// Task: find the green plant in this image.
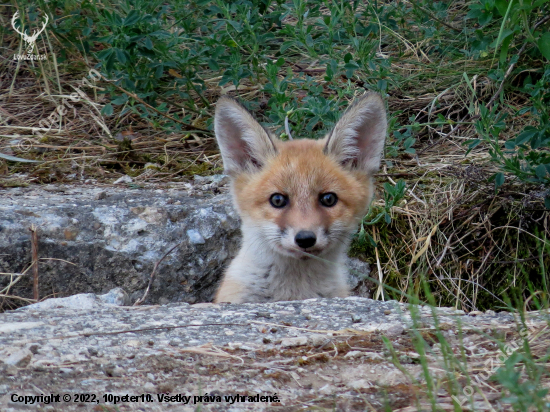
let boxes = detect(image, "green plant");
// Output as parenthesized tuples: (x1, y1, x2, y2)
(467, 0, 550, 60)
(380, 277, 550, 412)
(355, 179, 407, 250)
(471, 68, 550, 204)
(366, 179, 407, 225)
(494, 351, 550, 410)
(461, 0, 550, 204)
(387, 116, 420, 158)
(95, 0, 178, 100)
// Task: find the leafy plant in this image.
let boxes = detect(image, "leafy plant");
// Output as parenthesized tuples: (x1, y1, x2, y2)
(493, 350, 550, 410)
(387, 116, 420, 158)
(462, 0, 550, 204)
(355, 179, 407, 249)
(467, 0, 550, 61)
(472, 69, 550, 205)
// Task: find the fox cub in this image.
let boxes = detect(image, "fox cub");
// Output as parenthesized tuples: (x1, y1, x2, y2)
(213, 93, 387, 303)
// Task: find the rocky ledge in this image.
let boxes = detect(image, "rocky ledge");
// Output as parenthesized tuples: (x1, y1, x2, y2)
(0, 180, 371, 307)
(2, 294, 545, 411)
(0, 179, 239, 306)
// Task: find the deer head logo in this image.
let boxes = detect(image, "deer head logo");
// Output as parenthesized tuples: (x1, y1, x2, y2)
(11, 11, 49, 55)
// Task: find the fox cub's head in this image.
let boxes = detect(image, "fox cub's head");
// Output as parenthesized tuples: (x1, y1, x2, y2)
(215, 94, 386, 259)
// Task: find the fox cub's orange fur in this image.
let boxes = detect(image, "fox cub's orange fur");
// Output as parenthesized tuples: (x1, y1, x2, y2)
(213, 93, 387, 303)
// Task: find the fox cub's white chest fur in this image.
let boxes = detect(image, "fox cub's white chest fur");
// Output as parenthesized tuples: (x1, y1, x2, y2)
(213, 93, 387, 303)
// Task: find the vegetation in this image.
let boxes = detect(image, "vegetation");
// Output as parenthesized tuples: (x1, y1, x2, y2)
(1, 1, 550, 408)
(2, 0, 550, 308)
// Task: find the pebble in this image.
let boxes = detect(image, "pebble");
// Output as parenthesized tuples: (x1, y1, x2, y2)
(143, 382, 156, 392)
(319, 384, 334, 395)
(348, 379, 372, 389)
(113, 175, 133, 184)
(307, 334, 329, 347)
(344, 351, 364, 359)
(280, 337, 308, 348)
(4, 349, 33, 368)
(385, 324, 404, 337)
(351, 314, 363, 323)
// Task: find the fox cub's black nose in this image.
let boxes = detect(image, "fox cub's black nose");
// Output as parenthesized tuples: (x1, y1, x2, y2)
(295, 231, 316, 249)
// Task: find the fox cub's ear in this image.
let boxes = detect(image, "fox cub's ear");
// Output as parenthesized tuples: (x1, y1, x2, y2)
(214, 97, 277, 175)
(324, 93, 387, 173)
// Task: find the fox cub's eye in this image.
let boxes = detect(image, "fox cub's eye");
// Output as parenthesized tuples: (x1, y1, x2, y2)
(319, 192, 338, 207)
(270, 193, 288, 208)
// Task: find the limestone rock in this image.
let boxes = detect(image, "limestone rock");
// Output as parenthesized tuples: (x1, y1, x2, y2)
(4, 349, 32, 368)
(0, 184, 240, 305)
(0, 295, 532, 412)
(18, 287, 129, 311)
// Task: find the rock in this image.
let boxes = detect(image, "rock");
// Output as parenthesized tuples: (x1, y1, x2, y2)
(307, 334, 329, 347)
(18, 288, 128, 311)
(351, 314, 363, 323)
(0, 184, 241, 305)
(280, 337, 308, 348)
(98, 287, 130, 306)
(399, 354, 414, 364)
(344, 350, 364, 359)
(0, 184, 376, 307)
(347, 257, 373, 297)
(113, 175, 133, 184)
(4, 348, 32, 367)
(0, 295, 530, 412)
(385, 324, 405, 337)
(104, 365, 124, 377)
(19, 293, 102, 310)
(347, 379, 372, 390)
(143, 382, 156, 392)
(193, 174, 230, 186)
